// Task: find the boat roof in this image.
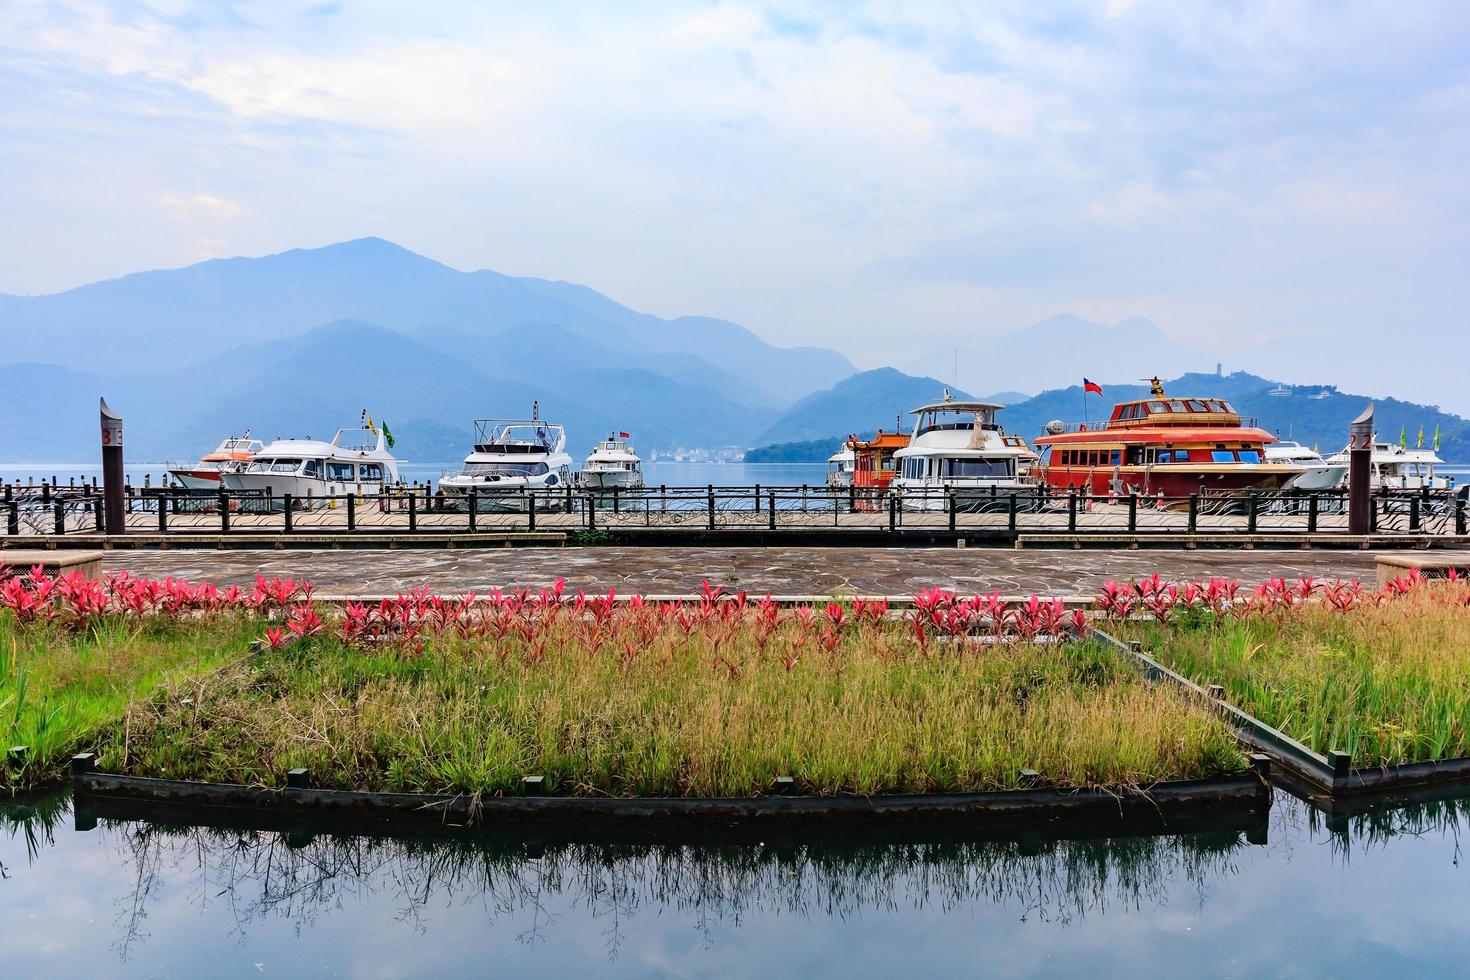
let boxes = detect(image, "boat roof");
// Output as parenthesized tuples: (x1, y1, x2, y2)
(1037, 427, 1277, 446)
(909, 399, 1005, 414)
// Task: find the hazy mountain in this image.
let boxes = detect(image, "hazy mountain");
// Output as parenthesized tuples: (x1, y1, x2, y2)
(755, 368, 970, 445)
(0, 320, 770, 462)
(906, 314, 1210, 398)
(0, 237, 854, 406)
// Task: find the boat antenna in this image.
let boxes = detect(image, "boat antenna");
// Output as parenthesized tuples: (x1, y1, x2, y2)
(532, 400, 539, 421)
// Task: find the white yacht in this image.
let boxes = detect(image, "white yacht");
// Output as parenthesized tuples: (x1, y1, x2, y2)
(580, 433, 644, 490)
(441, 407, 573, 508)
(890, 392, 1034, 511)
(167, 434, 264, 490)
(1265, 440, 1325, 468)
(1289, 440, 1453, 492)
(826, 444, 856, 488)
(221, 426, 401, 501)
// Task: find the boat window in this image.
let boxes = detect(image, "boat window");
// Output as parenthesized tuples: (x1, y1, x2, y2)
(1167, 399, 1188, 413)
(1237, 450, 1261, 463)
(303, 459, 320, 478)
(1146, 401, 1165, 413)
(1186, 399, 1210, 412)
(1211, 450, 1236, 463)
(361, 463, 384, 482)
(464, 462, 550, 477)
(1110, 450, 1121, 465)
(945, 458, 1012, 478)
(327, 462, 355, 481)
(250, 458, 303, 474)
(1215, 400, 1234, 413)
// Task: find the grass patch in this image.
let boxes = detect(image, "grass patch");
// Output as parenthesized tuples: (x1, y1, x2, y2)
(101, 625, 1241, 796)
(2, 613, 256, 791)
(1115, 583, 1470, 766)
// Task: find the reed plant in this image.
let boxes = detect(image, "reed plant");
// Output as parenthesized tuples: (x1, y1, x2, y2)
(1113, 577, 1470, 766)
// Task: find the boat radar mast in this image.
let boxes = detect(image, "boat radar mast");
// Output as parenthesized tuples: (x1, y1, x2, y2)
(1142, 377, 1166, 398)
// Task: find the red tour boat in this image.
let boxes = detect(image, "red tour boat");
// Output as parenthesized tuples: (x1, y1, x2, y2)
(1033, 378, 1306, 497)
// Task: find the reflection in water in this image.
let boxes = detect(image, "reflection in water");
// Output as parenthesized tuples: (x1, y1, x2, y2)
(3, 790, 1470, 971)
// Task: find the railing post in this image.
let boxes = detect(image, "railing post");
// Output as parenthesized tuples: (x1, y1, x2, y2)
(527, 491, 536, 532)
(565, 483, 573, 513)
(1127, 493, 1137, 533)
(407, 491, 416, 532)
(707, 486, 715, 530)
(53, 501, 65, 535)
(466, 492, 476, 533)
(888, 493, 897, 532)
(948, 489, 956, 532)
(1246, 492, 1257, 534)
(586, 493, 596, 531)
(754, 483, 761, 514)
(219, 490, 230, 533)
(1187, 494, 1198, 534)
(41, 480, 50, 505)
(345, 493, 355, 532)
(612, 485, 620, 515)
(1008, 492, 1018, 532)
(1410, 495, 1421, 532)
(6, 502, 17, 537)
(1370, 491, 1379, 534)
(158, 494, 167, 533)
(767, 489, 776, 530)
(1067, 492, 1078, 532)
(93, 498, 102, 531)
(1307, 492, 1318, 533)
(1457, 496, 1467, 536)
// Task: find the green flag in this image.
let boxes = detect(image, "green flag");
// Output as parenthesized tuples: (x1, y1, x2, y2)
(1400, 424, 1407, 449)
(382, 421, 395, 449)
(1417, 425, 1425, 449)
(1434, 424, 1441, 451)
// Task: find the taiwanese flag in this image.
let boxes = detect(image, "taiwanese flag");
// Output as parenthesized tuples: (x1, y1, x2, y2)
(1083, 378, 1103, 396)
(619, 431, 630, 439)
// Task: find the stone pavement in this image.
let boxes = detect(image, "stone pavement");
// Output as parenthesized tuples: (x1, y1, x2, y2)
(95, 547, 1402, 597)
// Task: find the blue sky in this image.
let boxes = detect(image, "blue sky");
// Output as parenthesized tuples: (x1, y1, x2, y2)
(3, 1, 1468, 407)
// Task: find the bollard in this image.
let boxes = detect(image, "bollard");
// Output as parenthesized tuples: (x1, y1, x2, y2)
(347, 493, 356, 532)
(283, 493, 294, 533)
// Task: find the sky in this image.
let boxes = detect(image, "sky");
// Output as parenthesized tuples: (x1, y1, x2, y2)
(3, 1, 1469, 408)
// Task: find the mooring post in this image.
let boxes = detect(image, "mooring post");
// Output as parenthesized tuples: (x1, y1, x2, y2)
(1347, 403, 1374, 534)
(98, 399, 126, 535)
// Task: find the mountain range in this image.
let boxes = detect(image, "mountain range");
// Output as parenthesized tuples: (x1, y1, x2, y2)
(0, 238, 854, 461)
(2, 238, 1464, 466)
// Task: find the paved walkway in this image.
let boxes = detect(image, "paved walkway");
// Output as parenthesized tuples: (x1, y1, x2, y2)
(95, 547, 1404, 597)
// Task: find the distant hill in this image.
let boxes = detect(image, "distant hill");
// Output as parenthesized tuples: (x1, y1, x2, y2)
(0, 237, 854, 408)
(746, 434, 877, 464)
(755, 368, 968, 445)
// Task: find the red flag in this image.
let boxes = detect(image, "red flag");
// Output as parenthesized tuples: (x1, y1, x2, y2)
(619, 431, 630, 439)
(1083, 378, 1103, 396)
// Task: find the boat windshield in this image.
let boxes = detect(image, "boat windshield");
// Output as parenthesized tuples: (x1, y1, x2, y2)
(462, 462, 550, 477)
(246, 458, 305, 474)
(944, 458, 1013, 478)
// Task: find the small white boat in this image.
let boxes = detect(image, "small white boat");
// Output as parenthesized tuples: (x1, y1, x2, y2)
(221, 426, 401, 501)
(891, 391, 1034, 511)
(580, 433, 644, 490)
(441, 407, 573, 508)
(167, 434, 263, 490)
(1289, 441, 1453, 492)
(1265, 440, 1325, 468)
(826, 445, 856, 488)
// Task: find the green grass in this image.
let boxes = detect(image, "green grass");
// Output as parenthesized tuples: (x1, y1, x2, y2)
(1115, 585, 1470, 766)
(102, 626, 1241, 796)
(1, 613, 256, 791)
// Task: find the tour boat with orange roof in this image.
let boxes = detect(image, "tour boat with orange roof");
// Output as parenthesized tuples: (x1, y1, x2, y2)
(167, 433, 264, 490)
(1033, 378, 1306, 497)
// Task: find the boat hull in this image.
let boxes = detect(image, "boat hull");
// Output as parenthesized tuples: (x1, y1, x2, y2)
(168, 469, 226, 491)
(579, 470, 645, 490)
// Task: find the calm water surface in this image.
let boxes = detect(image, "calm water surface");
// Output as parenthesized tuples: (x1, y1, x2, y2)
(3, 792, 1468, 977)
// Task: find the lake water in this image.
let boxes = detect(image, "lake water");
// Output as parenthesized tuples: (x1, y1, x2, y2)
(3, 791, 1468, 977)
(0, 462, 829, 489)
